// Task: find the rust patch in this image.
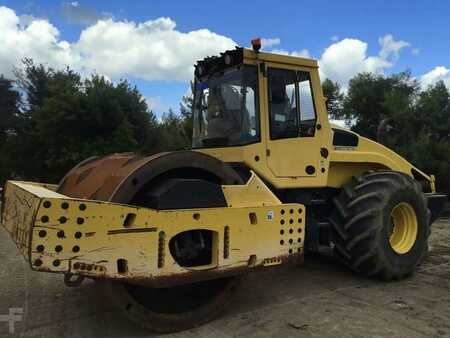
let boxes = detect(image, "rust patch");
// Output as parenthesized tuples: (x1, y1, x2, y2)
(57, 151, 243, 205)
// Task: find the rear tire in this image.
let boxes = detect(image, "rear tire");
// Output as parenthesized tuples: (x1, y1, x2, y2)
(330, 171, 430, 280)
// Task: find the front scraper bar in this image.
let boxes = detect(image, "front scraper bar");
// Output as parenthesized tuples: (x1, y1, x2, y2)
(1, 180, 305, 287)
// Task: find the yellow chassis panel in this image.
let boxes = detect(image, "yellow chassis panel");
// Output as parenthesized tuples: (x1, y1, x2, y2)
(2, 180, 305, 287)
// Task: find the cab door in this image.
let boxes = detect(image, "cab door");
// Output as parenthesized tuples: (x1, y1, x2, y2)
(265, 66, 322, 178)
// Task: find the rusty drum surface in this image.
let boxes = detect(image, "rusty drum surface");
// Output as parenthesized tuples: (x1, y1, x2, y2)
(57, 151, 242, 203)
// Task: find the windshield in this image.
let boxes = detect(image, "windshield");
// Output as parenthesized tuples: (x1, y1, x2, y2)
(192, 65, 259, 148)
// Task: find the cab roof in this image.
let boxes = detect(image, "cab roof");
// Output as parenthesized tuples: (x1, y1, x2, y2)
(194, 47, 318, 79)
(242, 48, 318, 68)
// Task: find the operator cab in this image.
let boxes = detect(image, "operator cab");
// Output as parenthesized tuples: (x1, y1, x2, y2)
(193, 45, 326, 182)
(192, 47, 320, 150)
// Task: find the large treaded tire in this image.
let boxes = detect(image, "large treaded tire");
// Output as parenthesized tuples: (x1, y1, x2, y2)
(330, 171, 430, 280)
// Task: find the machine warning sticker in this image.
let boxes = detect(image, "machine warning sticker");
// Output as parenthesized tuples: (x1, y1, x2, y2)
(267, 210, 274, 221)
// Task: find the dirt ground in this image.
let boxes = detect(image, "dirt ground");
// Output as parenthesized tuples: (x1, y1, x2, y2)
(0, 217, 449, 338)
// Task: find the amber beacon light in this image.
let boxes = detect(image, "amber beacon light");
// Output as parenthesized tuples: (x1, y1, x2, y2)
(251, 37, 261, 52)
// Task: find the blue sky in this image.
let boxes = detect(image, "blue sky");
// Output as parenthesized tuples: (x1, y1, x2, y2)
(1, 0, 449, 116)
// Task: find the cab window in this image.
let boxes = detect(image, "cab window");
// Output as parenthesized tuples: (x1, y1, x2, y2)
(192, 65, 260, 148)
(268, 68, 316, 139)
(298, 72, 316, 136)
(268, 68, 297, 139)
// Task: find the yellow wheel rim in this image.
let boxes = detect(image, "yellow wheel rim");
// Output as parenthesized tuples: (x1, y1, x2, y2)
(389, 202, 418, 254)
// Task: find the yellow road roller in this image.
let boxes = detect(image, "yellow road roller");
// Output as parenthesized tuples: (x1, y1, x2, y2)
(1, 39, 447, 332)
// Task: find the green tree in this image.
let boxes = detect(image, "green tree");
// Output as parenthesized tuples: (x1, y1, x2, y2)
(9, 60, 160, 183)
(408, 81, 450, 195)
(159, 109, 191, 151)
(0, 75, 21, 185)
(322, 78, 344, 120)
(0, 76, 20, 143)
(179, 82, 194, 145)
(343, 71, 418, 140)
(14, 58, 51, 113)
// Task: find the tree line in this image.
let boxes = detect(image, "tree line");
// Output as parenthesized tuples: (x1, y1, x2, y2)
(0, 59, 192, 185)
(0, 60, 449, 196)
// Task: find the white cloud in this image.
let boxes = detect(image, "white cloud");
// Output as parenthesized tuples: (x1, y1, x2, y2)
(0, 6, 78, 78)
(146, 96, 170, 113)
(61, 2, 113, 26)
(318, 35, 410, 88)
(270, 48, 311, 58)
(2, 5, 448, 96)
(378, 34, 410, 61)
(0, 6, 236, 82)
(19, 14, 38, 27)
(267, 35, 409, 87)
(420, 66, 450, 89)
(75, 17, 235, 81)
(261, 37, 281, 49)
(318, 38, 389, 86)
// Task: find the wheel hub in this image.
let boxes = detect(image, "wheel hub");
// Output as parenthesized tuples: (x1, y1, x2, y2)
(389, 202, 418, 254)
